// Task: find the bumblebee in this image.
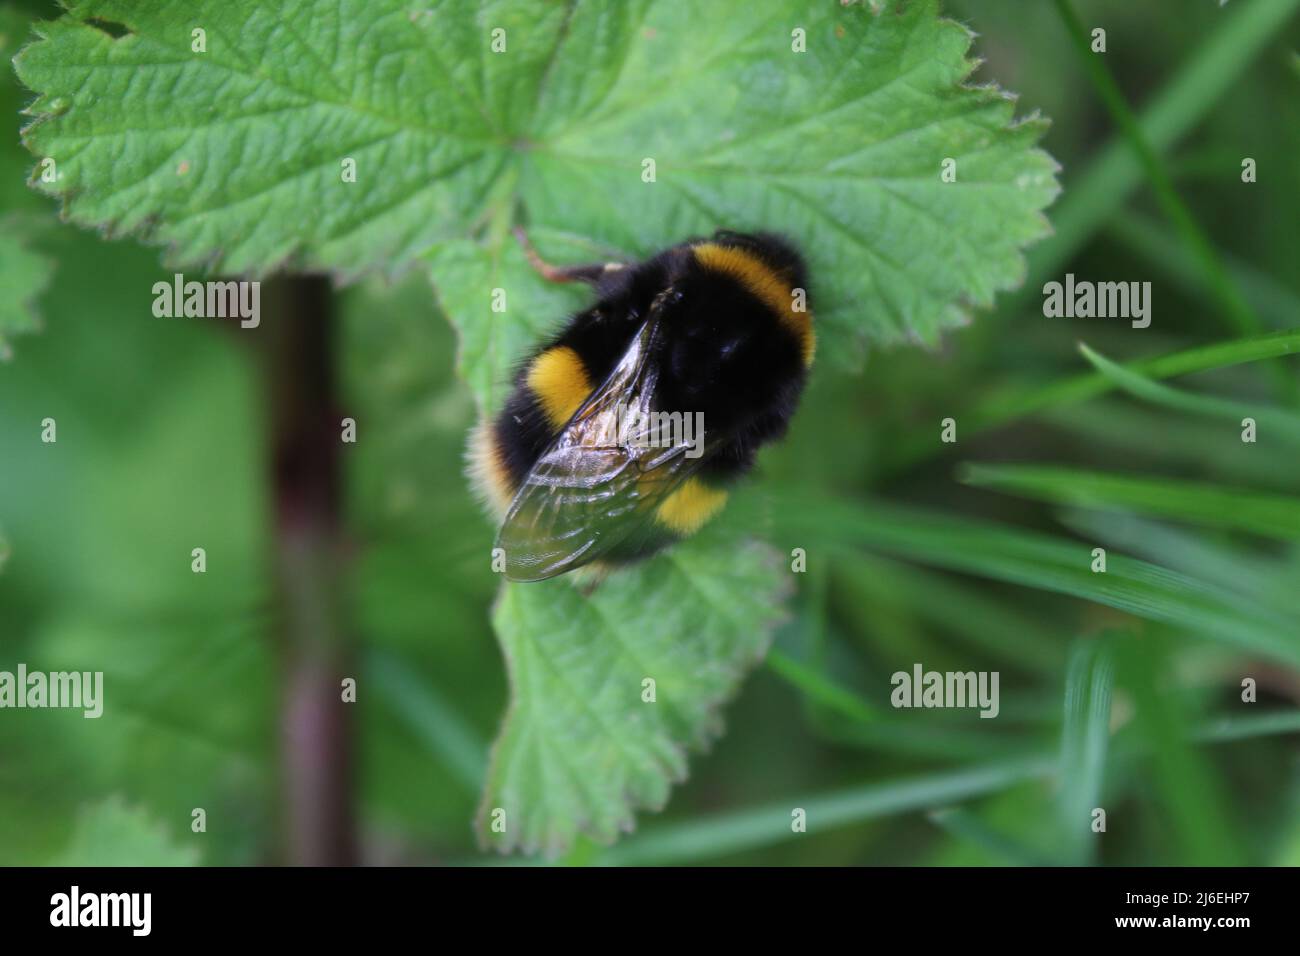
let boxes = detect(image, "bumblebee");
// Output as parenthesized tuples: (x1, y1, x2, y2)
(470, 229, 814, 582)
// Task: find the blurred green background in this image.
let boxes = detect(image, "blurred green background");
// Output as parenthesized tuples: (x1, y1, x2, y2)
(2, 0, 1298, 866)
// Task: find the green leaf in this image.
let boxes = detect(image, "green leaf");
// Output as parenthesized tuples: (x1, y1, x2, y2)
(0, 228, 55, 360)
(961, 463, 1300, 540)
(0, 6, 55, 358)
(49, 796, 200, 866)
(15, 0, 517, 280)
(478, 535, 787, 856)
(17, 0, 1057, 379)
(426, 231, 589, 414)
(1, 5, 49, 213)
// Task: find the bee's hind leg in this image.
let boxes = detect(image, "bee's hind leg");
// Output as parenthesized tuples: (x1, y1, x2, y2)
(571, 562, 612, 598)
(513, 226, 625, 285)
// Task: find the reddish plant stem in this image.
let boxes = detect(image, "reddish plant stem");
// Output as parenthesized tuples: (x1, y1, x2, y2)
(263, 276, 356, 866)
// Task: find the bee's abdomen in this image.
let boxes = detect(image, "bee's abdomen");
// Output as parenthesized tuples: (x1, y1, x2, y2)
(469, 344, 597, 519)
(653, 478, 729, 536)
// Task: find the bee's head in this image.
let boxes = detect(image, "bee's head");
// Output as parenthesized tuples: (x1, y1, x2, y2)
(649, 231, 810, 431)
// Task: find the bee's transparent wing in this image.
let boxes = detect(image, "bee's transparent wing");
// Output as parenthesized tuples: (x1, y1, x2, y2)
(496, 319, 717, 582)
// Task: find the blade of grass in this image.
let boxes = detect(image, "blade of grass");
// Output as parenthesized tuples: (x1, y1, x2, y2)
(1108, 211, 1300, 330)
(830, 553, 961, 677)
(1058, 509, 1287, 607)
(1078, 342, 1300, 444)
(816, 719, 1045, 762)
(1018, 0, 1300, 299)
(596, 753, 1055, 866)
(592, 709, 1296, 866)
(1118, 638, 1243, 864)
(753, 491, 1300, 667)
(804, 558, 830, 672)
(766, 648, 879, 724)
(366, 648, 486, 794)
(777, 557, 841, 729)
(961, 463, 1300, 540)
(835, 554, 1067, 676)
(889, 330, 1300, 472)
(981, 332, 1300, 425)
(1195, 711, 1300, 742)
(1052, 0, 1268, 352)
(1042, 399, 1295, 492)
(928, 808, 1055, 867)
(1059, 637, 1115, 865)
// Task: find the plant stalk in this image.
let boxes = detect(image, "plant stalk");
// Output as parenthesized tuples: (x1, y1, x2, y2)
(263, 275, 357, 866)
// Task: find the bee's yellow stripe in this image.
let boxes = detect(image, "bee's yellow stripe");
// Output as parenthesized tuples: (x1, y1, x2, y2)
(692, 243, 815, 367)
(655, 478, 729, 535)
(527, 346, 592, 428)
